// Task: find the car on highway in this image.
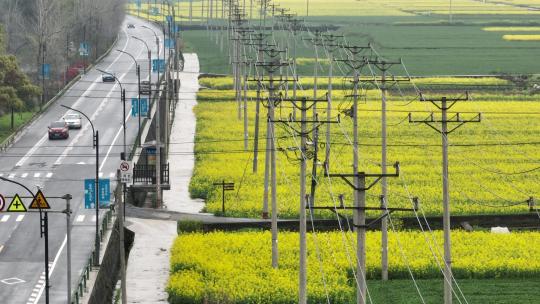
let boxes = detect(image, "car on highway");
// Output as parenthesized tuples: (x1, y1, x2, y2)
(48, 121, 69, 139)
(140, 80, 151, 95)
(102, 72, 116, 82)
(127, 24, 135, 29)
(63, 113, 82, 129)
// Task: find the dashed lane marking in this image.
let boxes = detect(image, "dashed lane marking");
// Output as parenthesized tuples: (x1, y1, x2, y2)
(76, 215, 85, 222)
(33, 173, 40, 178)
(15, 215, 24, 222)
(1, 215, 9, 222)
(8, 173, 15, 178)
(45, 172, 53, 178)
(21, 173, 28, 178)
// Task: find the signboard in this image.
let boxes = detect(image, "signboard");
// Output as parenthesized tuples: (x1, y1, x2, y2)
(140, 98, 148, 117)
(41, 64, 50, 80)
(29, 190, 50, 209)
(152, 59, 165, 73)
(7, 194, 26, 212)
(131, 98, 149, 117)
(146, 147, 156, 165)
(79, 42, 89, 57)
(166, 15, 173, 23)
(0, 194, 5, 211)
(119, 161, 133, 184)
(131, 98, 139, 117)
(165, 38, 175, 49)
(84, 179, 111, 209)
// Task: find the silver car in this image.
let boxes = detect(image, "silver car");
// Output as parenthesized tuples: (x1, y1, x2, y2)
(63, 113, 82, 129)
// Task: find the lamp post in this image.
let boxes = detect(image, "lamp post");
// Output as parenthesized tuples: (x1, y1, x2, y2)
(141, 25, 163, 208)
(132, 36, 152, 99)
(96, 68, 127, 158)
(116, 49, 142, 147)
(60, 105, 101, 266)
(142, 25, 160, 87)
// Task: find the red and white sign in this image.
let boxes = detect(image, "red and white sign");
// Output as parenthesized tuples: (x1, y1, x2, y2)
(119, 161, 133, 184)
(0, 194, 5, 211)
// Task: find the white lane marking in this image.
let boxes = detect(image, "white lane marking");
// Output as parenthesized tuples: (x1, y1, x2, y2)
(15, 136, 48, 167)
(21, 173, 28, 178)
(15, 215, 24, 222)
(30, 293, 37, 297)
(91, 215, 96, 222)
(31, 236, 67, 304)
(54, 28, 138, 167)
(76, 215, 85, 222)
(34, 173, 41, 178)
(109, 172, 115, 178)
(1, 215, 10, 222)
(0, 245, 3, 253)
(0, 173, 3, 177)
(19, 29, 132, 169)
(8, 173, 15, 178)
(45, 172, 53, 178)
(99, 172, 103, 178)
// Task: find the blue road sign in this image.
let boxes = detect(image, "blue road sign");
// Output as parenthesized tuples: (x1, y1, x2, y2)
(99, 179, 111, 204)
(166, 15, 173, 23)
(152, 59, 165, 73)
(84, 178, 111, 209)
(131, 98, 139, 117)
(41, 64, 50, 80)
(165, 38, 175, 49)
(79, 42, 89, 56)
(140, 98, 148, 117)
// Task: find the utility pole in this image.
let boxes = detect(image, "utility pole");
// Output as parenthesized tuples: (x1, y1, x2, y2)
(408, 93, 481, 304)
(256, 46, 288, 267)
(272, 95, 338, 303)
(117, 170, 127, 304)
(364, 57, 408, 281)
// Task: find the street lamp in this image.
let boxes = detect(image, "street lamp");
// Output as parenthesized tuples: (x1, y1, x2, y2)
(116, 49, 142, 147)
(96, 68, 127, 159)
(60, 104, 101, 267)
(132, 36, 152, 96)
(141, 25, 161, 85)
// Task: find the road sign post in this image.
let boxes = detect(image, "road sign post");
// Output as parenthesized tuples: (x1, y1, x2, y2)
(213, 181, 235, 214)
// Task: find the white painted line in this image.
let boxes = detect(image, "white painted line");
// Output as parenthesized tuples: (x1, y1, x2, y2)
(99, 172, 103, 178)
(21, 173, 28, 178)
(15, 215, 24, 222)
(1, 215, 10, 222)
(76, 215, 85, 222)
(8, 173, 15, 178)
(0, 245, 3, 253)
(0, 173, 3, 177)
(38, 280, 44, 284)
(109, 172, 115, 178)
(91, 215, 96, 222)
(31, 235, 67, 304)
(30, 293, 37, 297)
(34, 173, 41, 178)
(15, 135, 48, 167)
(46, 172, 53, 178)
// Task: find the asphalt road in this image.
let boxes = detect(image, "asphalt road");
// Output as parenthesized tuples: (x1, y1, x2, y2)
(0, 15, 165, 304)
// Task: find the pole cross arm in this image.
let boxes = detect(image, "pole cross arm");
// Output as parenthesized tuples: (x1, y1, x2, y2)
(408, 112, 482, 134)
(327, 162, 400, 191)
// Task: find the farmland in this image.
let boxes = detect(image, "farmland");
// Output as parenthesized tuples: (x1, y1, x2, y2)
(123, 0, 540, 303)
(167, 230, 540, 303)
(190, 86, 540, 218)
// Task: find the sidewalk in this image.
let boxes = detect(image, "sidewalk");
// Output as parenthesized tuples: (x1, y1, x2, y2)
(125, 53, 202, 303)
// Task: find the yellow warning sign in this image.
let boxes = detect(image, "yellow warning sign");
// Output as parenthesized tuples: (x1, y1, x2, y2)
(7, 194, 27, 212)
(29, 190, 50, 209)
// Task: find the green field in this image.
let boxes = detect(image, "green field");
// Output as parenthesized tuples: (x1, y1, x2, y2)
(167, 230, 540, 303)
(0, 112, 34, 143)
(190, 87, 540, 218)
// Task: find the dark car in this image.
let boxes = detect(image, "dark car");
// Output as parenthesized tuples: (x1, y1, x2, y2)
(127, 24, 135, 29)
(140, 80, 151, 95)
(102, 73, 115, 82)
(48, 121, 69, 139)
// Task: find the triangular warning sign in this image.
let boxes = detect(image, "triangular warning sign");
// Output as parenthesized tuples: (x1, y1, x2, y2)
(7, 194, 27, 212)
(29, 190, 50, 209)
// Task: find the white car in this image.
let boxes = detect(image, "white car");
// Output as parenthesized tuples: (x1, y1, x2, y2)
(63, 113, 82, 129)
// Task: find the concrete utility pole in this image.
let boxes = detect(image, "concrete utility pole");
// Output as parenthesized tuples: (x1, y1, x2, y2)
(408, 93, 480, 304)
(364, 57, 407, 281)
(272, 94, 336, 304)
(257, 46, 288, 267)
(62, 194, 72, 304)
